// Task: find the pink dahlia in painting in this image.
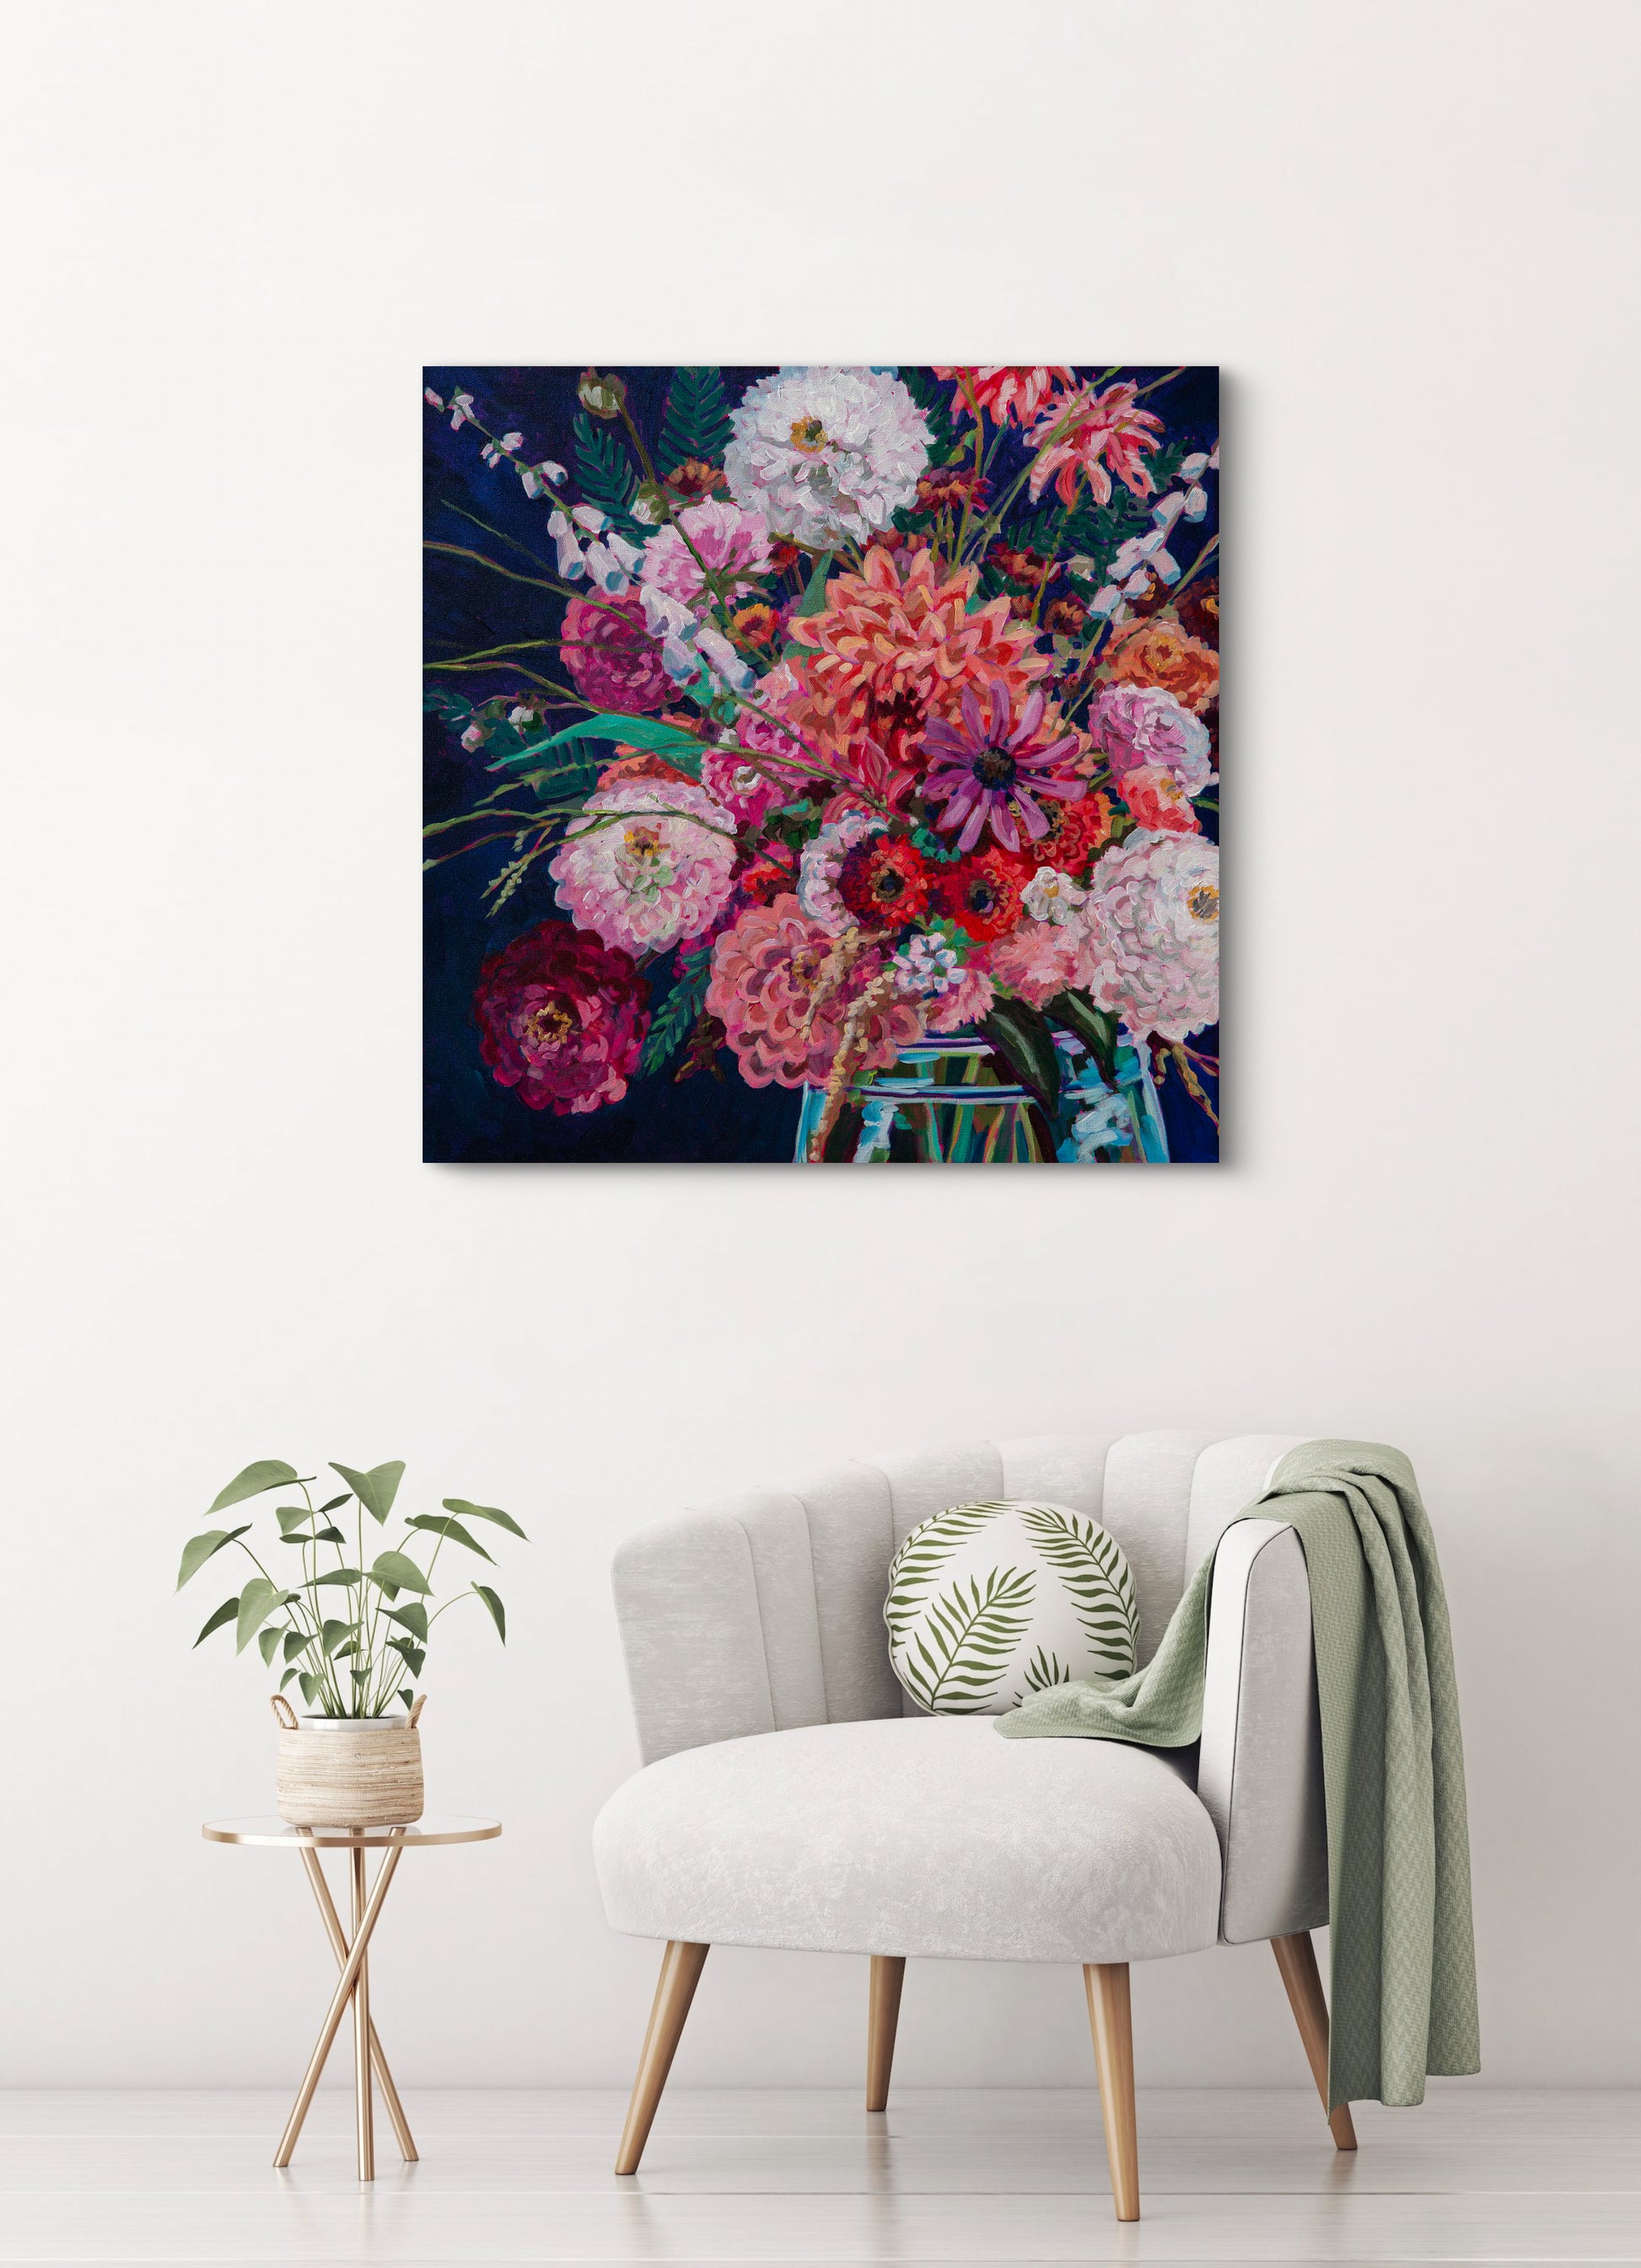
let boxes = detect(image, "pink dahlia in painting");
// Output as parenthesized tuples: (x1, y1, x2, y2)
(550, 779, 736, 956)
(473, 922, 648, 1115)
(1027, 380, 1163, 508)
(925, 959, 996, 1033)
(922, 682, 1086, 854)
(1118, 762, 1202, 834)
(986, 914, 1098, 1010)
(1088, 683, 1213, 797)
(935, 366, 1075, 426)
(560, 593, 670, 714)
(638, 498, 773, 606)
(699, 737, 789, 827)
(1084, 830, 1219, 1041)
(706, 895, 923, 1090)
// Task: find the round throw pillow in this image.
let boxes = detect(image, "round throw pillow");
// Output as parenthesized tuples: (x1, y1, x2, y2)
(884, 1499, 1140, 1716)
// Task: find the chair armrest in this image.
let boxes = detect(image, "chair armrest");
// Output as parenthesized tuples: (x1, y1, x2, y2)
(1197, 1518, 1329, 1944)
(611, 1511, 780, 1764)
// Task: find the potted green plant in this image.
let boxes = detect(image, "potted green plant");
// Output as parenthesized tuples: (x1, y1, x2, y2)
(177, 1457, 525, 1827)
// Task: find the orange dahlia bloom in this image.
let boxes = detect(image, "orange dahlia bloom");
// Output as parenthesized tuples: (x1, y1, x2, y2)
(786, 546, 1050, 772)
(1105, 618, 1220, 714)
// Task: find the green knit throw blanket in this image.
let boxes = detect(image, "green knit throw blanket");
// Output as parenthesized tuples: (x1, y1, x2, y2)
(995, 1439, 1479, 2108)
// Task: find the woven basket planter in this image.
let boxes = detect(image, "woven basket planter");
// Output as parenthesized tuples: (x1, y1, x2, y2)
(270, 1694, 426, 1828)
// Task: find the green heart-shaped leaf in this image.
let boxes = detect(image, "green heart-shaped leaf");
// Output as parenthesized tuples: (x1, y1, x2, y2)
(207, 1462, 308, 1515)
(406, 1513, 493, 1561)
(331, 1461, 406, 1522)
(370, 1549, 431, 1596)
(175, 1526, 250, 1590)
(442, 1499, 528, 1541)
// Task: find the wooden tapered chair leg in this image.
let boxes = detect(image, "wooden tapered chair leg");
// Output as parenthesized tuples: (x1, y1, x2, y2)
(1083, 1962, 1140, 2222)
(866, 1955, 905, 2112)
(615, 1941, 709, 2175)
(1272, 1930, 1358, 2151)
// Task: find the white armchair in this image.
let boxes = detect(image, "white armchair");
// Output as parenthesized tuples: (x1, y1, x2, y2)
(593, 1430, 1355, 2223)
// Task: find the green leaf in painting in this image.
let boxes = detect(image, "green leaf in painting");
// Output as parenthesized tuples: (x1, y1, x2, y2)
(384, 1602, 428, 1640)
(193, 1595, 240, 1647)
(442, 1499, 528, 1540)
(793, 552, 835, 617)
(472, 1584, 507, 1643)
(1046, 989, 1119, 1088)
(658, 367, 732, 472)
(207, 1461, 305, 1515)
(175, 1525, 250, 1590)
(502, 713, 706, 767)
(405, 1513, 493, 1561)
(573, 409, 638, 526)
(330, 1461, 406, 1523)
(370, 1549, 432, 1597)
(980, 997, 1062, 1115)
(639, 952, 713, 1080)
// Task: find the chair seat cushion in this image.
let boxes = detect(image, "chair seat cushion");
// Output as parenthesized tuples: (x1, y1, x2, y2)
(594, 1716, 1223, 1964)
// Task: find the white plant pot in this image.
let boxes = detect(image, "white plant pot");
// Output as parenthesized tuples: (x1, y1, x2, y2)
(270, 1695, 426, 1827)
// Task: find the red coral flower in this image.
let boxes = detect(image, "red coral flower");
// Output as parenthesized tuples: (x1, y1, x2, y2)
(836, 834, 933, 930)
(933, 846, 1030, 944)
(473, 922, 648, 1115)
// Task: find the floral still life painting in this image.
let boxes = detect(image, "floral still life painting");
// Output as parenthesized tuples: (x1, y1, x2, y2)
(423, 366, 1219, 1163)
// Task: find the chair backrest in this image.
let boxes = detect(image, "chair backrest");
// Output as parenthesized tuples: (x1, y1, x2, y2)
(611, 1430, 1311, 1764)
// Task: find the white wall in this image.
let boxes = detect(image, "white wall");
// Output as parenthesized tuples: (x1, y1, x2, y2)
(3, 0, 1638, 2093)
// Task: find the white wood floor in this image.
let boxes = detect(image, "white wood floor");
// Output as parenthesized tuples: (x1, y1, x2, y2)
(0, 2087, 1634, 2264)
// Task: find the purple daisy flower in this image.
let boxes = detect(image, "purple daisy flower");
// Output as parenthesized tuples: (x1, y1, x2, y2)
(920, 682, 1084, 854)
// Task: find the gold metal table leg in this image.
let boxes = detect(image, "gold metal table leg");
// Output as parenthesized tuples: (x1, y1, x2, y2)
(350, 1847, 375, 2182)
(296, 1844, 417, 2162)
(273, 1836, 403, 2171)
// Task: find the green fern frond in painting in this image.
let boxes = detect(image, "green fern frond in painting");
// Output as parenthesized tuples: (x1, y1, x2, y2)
(900, 1566, 1036, 1716)
(659, 368, 733, 472)
(883, 1502, 1008, 1644)
(1016, 1504, 1140, 1673)
(572, 411, 639, 529)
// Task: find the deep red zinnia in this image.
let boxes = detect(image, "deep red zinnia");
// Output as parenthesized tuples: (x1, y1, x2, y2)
(473, 921, 649, 1115)
(933, 846, 1029, 944)
(835, 834, 933, 930)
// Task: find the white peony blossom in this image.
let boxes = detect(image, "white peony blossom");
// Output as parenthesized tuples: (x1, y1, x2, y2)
(1085, 830, 1219, 1042)
(724, 367, 931, 548)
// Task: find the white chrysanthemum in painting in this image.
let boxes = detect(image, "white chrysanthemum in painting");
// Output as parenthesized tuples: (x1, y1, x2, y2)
(724, 367, 932, 547)
(1088, 830, 1220, 1042)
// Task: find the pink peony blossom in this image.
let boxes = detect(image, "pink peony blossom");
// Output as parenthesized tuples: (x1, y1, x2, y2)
(473, 922, 648, 1115)
(985, 916, 1098, 1010)
(1088, 683, 1213, 796)
(1118, 762, 1202, 833)
(551, 779, 736, 956)
(700, 738, 788, 827)
(639, 498, 773, 606)
(561, 592, 670, 714)
(706, 895, 923, 1090)
(925, 961, 997, 1033)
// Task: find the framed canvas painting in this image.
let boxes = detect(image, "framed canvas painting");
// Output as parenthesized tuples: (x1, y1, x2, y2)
(423, 366, 1219, 1163)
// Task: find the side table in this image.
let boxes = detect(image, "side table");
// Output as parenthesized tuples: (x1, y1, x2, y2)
(203, 1813, 500, 2179)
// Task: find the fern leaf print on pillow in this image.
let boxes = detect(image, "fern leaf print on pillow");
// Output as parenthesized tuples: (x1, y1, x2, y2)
(883, 1500, 1140, 1715)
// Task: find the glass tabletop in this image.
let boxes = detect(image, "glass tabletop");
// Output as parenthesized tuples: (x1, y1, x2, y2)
(202, 1814, 500, 1849)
